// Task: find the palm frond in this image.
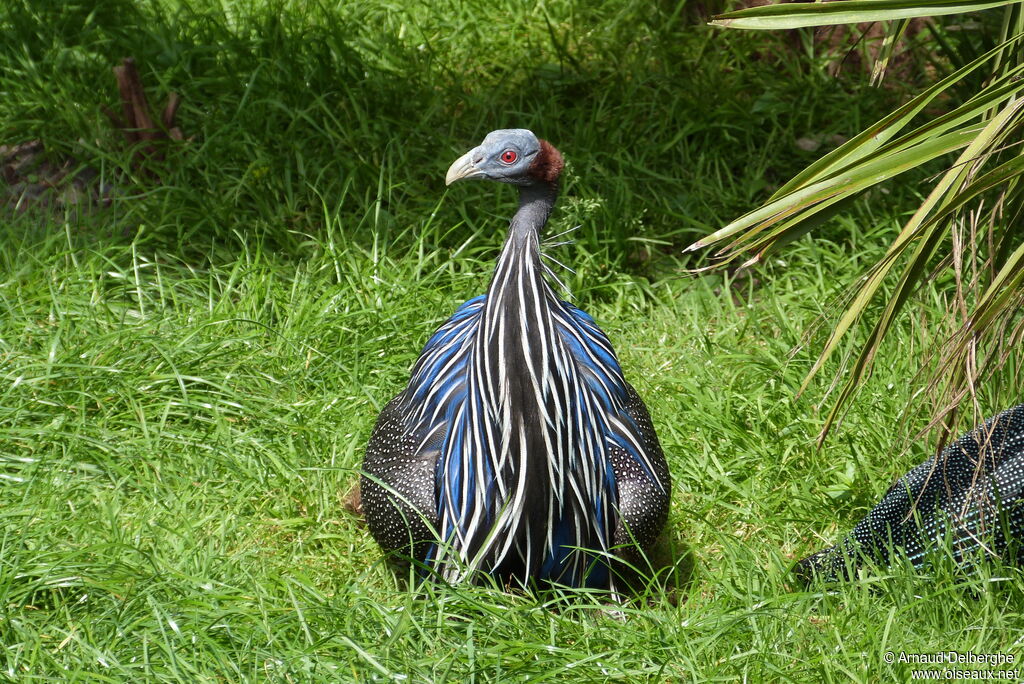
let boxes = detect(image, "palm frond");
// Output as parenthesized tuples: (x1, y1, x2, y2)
(712, 0, 1024, 30)
(695, 8, 1024, 440)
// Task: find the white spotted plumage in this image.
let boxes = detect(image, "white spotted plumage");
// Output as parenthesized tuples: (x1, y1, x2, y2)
(797, 402, 1024, 581)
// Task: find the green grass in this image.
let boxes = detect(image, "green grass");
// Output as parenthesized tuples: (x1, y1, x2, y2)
(2, 0, 1022, 681)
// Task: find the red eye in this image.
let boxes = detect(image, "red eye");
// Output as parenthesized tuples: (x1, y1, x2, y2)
(500, 149, 518, 164)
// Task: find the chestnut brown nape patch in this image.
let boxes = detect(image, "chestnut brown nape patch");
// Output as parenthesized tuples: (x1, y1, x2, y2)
(528, 139, 564, 184)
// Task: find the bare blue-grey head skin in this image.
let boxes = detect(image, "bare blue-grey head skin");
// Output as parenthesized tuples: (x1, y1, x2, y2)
(361, 129, 670, 594)
(445, 129, 543, 186)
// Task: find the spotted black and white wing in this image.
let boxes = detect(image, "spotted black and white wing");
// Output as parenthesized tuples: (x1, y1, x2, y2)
(361, 394, 441, 565)
(612, 383, 671, 553)
(796, 403, 1024, 582)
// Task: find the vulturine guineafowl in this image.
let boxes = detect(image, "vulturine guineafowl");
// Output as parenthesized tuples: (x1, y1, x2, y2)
(796, 403, 1024, 582)
(361, 129, 671, 591)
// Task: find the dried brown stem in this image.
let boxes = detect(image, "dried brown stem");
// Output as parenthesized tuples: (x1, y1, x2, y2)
(109, 57, 186, 174)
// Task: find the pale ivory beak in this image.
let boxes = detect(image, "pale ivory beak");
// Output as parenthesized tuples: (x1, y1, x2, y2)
(445, 148, 486, 186)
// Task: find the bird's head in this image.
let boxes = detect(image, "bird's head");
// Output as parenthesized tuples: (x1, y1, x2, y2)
(445, 129, 564, 188)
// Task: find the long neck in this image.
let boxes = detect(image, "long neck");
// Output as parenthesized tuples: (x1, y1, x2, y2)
(510, 182, 558, 244)
(487, 183, 557, 298)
